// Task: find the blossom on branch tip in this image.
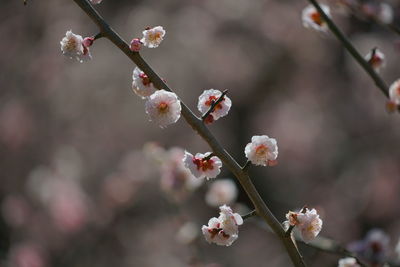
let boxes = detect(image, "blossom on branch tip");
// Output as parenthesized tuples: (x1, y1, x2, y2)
(244, 135, 278, 166)
(387, 79, 400, 112)
(284, 208, 322, 243)
(60, 30, 91, 63)
(198, 89, 232, 122)
(90, 0, 102, 4)
(205, 179, 238, 207)
(365, 48, 385, 72)
(338, 257, 360, 267)
(130, 38, 142, 52)
(141, 26, 166, 48)
(145, 90, 181, 128)
(132, 67, 156, 98)
(201, 205, 243, 246)
(302, 4, 331, 32)
(183, 151, 222, 179)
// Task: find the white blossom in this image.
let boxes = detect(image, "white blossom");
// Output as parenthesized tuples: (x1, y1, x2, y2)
(377, 3, 393, 24)
(201, 205, 243, 246)
(338, 257, 360, 267)
(244, 135, 278, 166)
(302, 4, 331, 32)
(365, 49, 385, 72)
(132, 67, 156, 99)
(389, 79, 400, 106)
(197, 89, 232, 121)
(60, 30, 91, 63)
(285, 208, 322, 243)
(141, 26, 166, 48)
(176, 222, 199, 245)
(205, 179, 238, 207)
(145, 90, 181, 128)
(183, 151, 222, 179)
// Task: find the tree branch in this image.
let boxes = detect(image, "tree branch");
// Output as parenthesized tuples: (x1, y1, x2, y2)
(71, 0, 306, 266)
(306, 0, 389, 98)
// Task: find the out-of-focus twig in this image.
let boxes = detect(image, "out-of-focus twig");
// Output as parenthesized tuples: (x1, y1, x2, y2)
(70, 0, 306, 266)
(307, 0, 390, 98)
(298, 236, 367, 267)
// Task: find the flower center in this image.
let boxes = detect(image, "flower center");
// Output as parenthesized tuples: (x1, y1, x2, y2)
(255, 145, 268, 157)
(139, 73, 151, 86)
(310, 11, 323, 26)
(157, 102, 169, 113)
(205, 95, 223, 110)
(149, 32, 162, 42)
(193, 157, 215, 171)
(66, 38, 77, 51)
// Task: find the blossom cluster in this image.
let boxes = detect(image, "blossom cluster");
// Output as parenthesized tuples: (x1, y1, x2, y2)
(285, 208, 323, 243)
(201, 205, 243, 246)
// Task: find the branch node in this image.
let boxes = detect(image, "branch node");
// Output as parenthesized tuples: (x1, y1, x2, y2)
(242, 210, 257, 220)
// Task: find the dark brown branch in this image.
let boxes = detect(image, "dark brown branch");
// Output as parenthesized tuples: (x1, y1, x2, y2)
(242, 210, 257, 220)
(71, 0, 306, 266)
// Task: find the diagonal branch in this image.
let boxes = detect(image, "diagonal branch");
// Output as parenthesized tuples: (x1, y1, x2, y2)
(306, 0, 389, 98)
(71, 0, 306, 266)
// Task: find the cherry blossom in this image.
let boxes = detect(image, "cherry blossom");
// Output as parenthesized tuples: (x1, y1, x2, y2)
(183, 151, 222, 179)
(141, 26, 166, 48)
(132, 67, 156, 98)
(365, 48, 385, 72)
(302, 4, 331, 32)
(145, 90, 181, 128)
(244, 135, 278, 166)
(285, 208, 322, 243)
(201, 205, 243, 246)
(197, 89, 232, 122)
(60, 30, 91, 63)
(205, 179, 238, 207)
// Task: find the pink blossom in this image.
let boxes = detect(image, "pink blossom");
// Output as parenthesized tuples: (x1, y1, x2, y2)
(130, 38, 142, 52)
(183, 151, 222, 179)
(302, 4, 330, 32)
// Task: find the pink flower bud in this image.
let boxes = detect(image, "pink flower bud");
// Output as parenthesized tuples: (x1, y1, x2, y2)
(130, 38, 142, 52)
(83, 37, 94, 48)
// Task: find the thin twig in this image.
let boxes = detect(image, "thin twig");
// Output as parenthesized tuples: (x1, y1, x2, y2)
(71, 0, 306, 266)
(201, 89, 228, 121)
(307, 0, 389, 98)
(242, 210, 257, 220)
(203, 152, 214, 161)
(298, 236, 367, 267)
(242, 160, 251, 171)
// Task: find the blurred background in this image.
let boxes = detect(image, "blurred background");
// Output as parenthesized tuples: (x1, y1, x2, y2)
(1, 0, 400, 266)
